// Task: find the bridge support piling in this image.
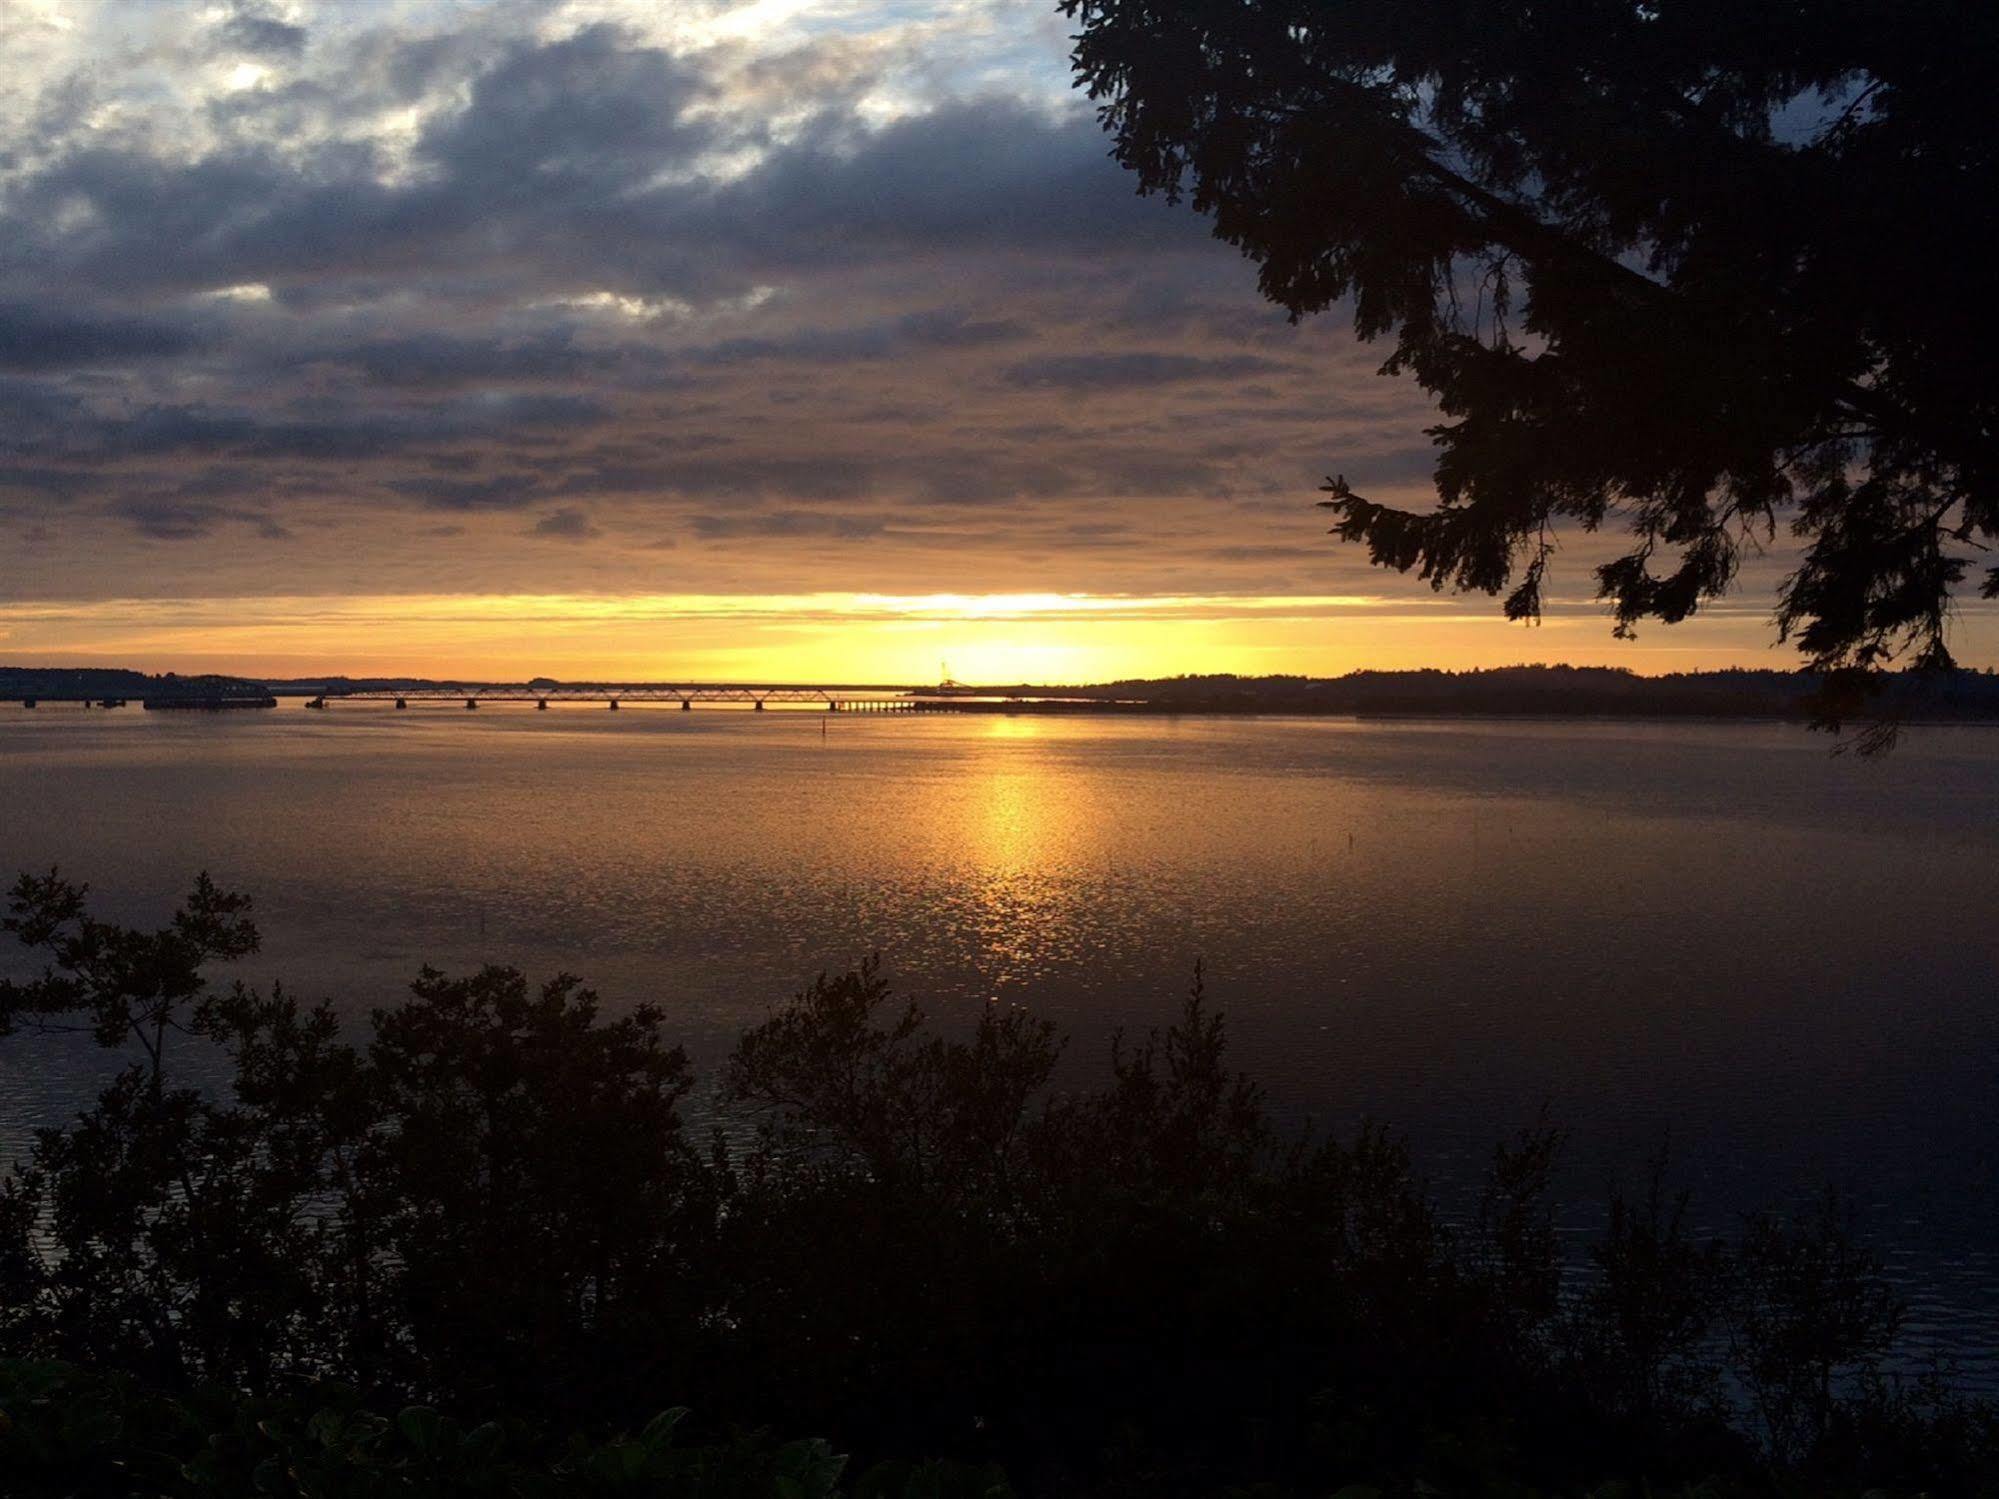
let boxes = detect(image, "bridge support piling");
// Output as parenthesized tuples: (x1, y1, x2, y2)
(681, 699, 691, 711)
(465, 698, 478, 710)
(609, 699, 619, 710)
(395, 698, 407, 709)
(537, 699, 548, 711)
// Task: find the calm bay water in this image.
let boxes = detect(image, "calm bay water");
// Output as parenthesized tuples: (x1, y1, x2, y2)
(2, 705, 1995, 1374)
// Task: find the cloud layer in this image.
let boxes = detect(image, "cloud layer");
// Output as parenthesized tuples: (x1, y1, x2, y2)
(0, 0, 1462, 620)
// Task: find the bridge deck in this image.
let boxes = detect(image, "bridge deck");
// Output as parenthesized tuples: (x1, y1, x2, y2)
(313, 683, 951, 710)
(6, 683, 976, 711)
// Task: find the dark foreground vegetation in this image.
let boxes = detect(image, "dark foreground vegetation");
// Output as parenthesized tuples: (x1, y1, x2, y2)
(1, 874, 1993, 1497)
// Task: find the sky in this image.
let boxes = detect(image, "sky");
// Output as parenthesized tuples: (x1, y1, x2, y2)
(3, 0, 1992, 682)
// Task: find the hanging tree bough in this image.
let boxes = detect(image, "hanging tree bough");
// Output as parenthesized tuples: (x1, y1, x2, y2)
(1064, 0, 1998, 745)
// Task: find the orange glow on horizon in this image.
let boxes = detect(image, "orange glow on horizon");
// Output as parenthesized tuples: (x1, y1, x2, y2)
(3, 589, 1993, 682)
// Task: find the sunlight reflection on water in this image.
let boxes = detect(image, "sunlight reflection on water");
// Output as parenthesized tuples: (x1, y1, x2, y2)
(1, 706, 1995, 1378)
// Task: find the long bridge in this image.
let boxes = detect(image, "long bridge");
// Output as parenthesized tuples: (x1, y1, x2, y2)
(306, 682, 960, 712)
(7, 677, 1121, 714)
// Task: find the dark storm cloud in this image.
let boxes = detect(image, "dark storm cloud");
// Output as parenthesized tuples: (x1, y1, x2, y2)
(689, 310, 1028, 366)
(1, 60, 1184, 312)
(41, 390, 615, 466)
(0, 303, 202, 370)
(303, 331, 676, 390)
(390, 474, 545, 512)
(1001, 353, 1297, 390)
(107, 495, 290, 541)
(415, 25, 712, 197)
(0, 379, 89, 459)
(527, 506, 599, 540)
(563, 447, 1237, 509)
(688, 98, 1202, 268)
(690, 510, 888, 541)
(215, 9, 309, 59)
(0, 465, 88, 506)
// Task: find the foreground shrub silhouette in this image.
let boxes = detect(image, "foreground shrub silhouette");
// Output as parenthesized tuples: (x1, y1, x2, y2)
(0, 1358, 1011, 1499)
(2, 872, 1993, 1497)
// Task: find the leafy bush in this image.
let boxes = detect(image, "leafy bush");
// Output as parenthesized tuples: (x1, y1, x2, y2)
(0, 1358, 1012, 1498)
(2, 872, 1993, 1496)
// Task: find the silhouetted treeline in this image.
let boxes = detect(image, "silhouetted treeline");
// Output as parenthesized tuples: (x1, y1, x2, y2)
(0, 667, 271, 703)
(13, 662, 1999, 725)
(2, 873, 1994, 1497)
(1040, 665, 1999, 723)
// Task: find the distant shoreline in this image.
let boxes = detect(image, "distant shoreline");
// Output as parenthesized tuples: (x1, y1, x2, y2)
(6, 662, 1999, 725)
(7, 697, 1999, 733)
